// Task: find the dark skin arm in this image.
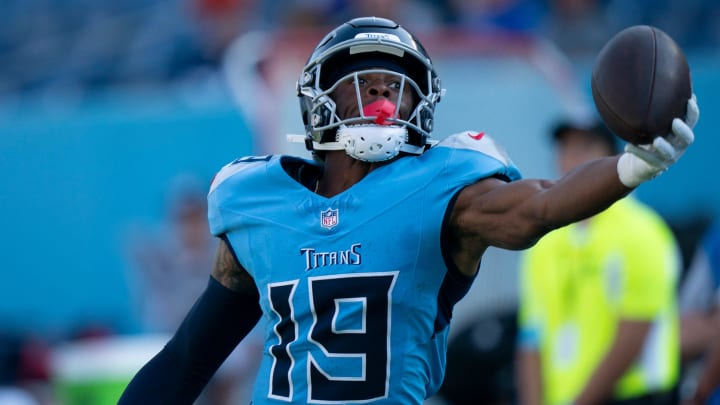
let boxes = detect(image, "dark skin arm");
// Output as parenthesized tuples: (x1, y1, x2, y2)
(517, 349, 544, 405)
(516, 321, 652, 405)
(681, 310, 720, 360)
(689, 337, 720, 405)
(211, 237, 258, 295)
(448, 156, 630, 276)
(574, 320, 652, 404)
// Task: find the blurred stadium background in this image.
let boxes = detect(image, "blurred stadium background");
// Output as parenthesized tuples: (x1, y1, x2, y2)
(0, 0, 718, 404)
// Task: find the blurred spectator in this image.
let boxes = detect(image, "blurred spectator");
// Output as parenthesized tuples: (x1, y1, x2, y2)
(268, 0, 445, 33)
(337, 0, 444, 33)
(189, 0, 261, 66)
(539, 0, 617, 57)
(0, 333, 55, 405)
(1, 0, 719, 99)
(124, 173, 262, 405)
(126, 174, 217, 333)
(272, 0, 338, 29)
(16, 338, 52, 405)
(516, 121, 681, 405)
(604, 0, 720, 51)
(446, 0, 545, 34)
(0, 334, 41, 405)
(680, 220, 720, 360)
(679, 220, 720, 403)
(685, 339, 720, 405)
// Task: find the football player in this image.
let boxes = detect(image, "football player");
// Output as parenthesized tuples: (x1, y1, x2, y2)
(119, 16, 698, 405)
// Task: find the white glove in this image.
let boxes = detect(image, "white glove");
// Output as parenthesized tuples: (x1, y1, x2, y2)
(617, 94, 699, 188)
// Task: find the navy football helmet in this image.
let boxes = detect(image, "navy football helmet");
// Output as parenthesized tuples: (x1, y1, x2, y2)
(296, 17, 444, 161)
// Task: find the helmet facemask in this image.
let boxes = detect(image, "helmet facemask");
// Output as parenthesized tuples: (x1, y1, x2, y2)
(300, 68, 430, 162)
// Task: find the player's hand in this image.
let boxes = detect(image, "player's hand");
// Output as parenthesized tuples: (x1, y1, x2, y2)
(617, 94, 698, 188)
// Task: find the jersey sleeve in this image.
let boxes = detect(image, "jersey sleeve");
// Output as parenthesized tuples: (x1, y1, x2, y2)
(207, 155, 272, 237)
(436, 131, 522, 182)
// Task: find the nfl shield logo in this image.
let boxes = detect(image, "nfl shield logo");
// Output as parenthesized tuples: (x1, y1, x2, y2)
(320, 208, 339, 229)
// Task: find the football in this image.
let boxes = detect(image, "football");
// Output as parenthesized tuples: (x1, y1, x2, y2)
(591, 25, 691, 144)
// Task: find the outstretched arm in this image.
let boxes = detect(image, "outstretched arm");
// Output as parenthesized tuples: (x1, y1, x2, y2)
(448, 155, 629, 275)
(448, 97, 697, 276)
(118, 238, 262, 404)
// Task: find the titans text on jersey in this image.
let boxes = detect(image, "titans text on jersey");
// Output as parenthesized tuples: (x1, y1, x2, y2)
(301, 243, 362, 271)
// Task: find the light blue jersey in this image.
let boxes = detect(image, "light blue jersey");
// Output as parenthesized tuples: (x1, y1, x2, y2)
(208, 131, 521, 404)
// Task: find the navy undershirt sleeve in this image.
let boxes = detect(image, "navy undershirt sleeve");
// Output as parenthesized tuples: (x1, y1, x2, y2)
(118, 275, 262, 404)
(435, 188, 478, 332)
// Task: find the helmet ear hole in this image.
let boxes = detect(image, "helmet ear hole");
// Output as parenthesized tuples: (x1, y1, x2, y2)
(419, 104, 433, 133)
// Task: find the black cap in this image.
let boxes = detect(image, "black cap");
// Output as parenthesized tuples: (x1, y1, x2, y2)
(551, 120, 619, 154)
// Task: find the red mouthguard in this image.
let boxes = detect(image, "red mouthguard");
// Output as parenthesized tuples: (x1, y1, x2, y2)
(363, 100, 397, 125)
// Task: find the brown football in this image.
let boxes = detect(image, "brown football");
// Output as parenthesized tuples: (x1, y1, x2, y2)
(591, 25, 691, 144)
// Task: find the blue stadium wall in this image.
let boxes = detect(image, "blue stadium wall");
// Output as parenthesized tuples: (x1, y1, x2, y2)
(0, 53, 718, 337)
